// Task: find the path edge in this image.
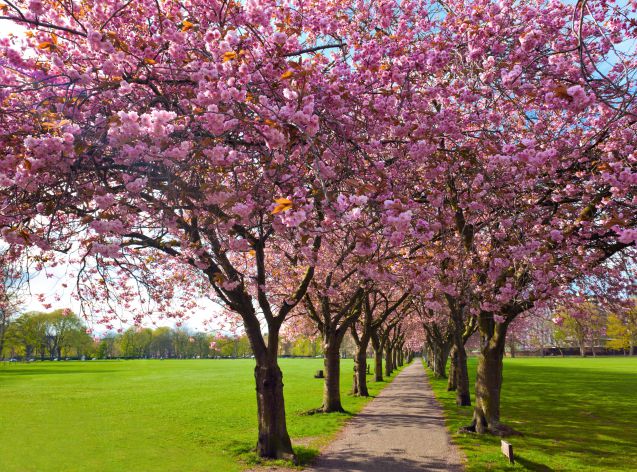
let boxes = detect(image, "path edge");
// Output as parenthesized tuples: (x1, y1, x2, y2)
(420, 359, 469, 470)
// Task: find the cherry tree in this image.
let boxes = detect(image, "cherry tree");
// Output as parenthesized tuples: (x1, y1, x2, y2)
(351, 287, 409, 396)
(2, 0, 637, 448)
(394, 0, 637, 434)
(302, 243, 366, 412)
(0, 0, 373, 459)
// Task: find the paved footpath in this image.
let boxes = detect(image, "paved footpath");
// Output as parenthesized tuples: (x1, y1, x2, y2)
(306, 361, 464, 472)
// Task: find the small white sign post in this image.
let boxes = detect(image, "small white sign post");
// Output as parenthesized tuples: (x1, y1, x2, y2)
(501, 440, 514, 464)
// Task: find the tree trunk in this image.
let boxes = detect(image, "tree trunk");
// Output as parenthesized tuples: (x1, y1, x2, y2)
(351, 316, 372, 397)
(353, 344, 369, 396)
(374, 347, 383, 381)
(465, 317, 508, 434)
(323, 340, 344, 412)
(243, 307, 295, 460)
(454, 337, 471, 406)
(630, 341, 635, 356)
(352, 322, 372, 397)
(450, 306, 470, 406)
(432, 343, 448, 378)
(447, 346, 458, 391)
(579, 343, 586, 357)
(254, 358, 295, 459)
(385, 345, 393, 377)
(371, 332, 384, 381)
(423, 343, 431, 368)
(471, 341, 504, 433)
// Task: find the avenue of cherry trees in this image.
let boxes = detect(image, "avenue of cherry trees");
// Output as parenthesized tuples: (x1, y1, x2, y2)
(1, 0, 636, 460)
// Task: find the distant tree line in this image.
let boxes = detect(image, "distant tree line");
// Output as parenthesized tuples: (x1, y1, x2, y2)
(1, 309, 333, 360)
(2, 310, 93, 360)
(99, 326, 255, 360)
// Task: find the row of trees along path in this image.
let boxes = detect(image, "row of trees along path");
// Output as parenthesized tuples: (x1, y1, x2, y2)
(1, 0, 637, 462)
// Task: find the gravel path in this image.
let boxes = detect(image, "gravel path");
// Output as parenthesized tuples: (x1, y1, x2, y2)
(306, 360, 465, 471)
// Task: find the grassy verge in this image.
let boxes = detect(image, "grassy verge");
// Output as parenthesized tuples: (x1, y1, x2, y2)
(425, 357, 637, 471)
(0, 358, 406, 471)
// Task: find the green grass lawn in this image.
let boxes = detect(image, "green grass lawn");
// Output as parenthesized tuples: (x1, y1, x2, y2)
(426, 356, 637, 471)
(0, 358, 403, 472)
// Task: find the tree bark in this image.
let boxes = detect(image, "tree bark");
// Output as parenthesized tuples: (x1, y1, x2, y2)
(371, 331, 384, 381)
(432, 343, 449, 378)
(630, 341, 635, 356)
(322, 339, 344, 412)
(447, 345, 458, 391)
(351, 307, 373, 397)
(423, 343, 431, 368)
(385, 345, 393, 377)
(454, 337, 471, 406)
(465, 315, 508, 435)
(472, 339, 504, 433)
(352, 329, 371, 396)
(374, 348, 383, 381)
(243, 303, 295, 460)
(353, 344, 369, 396)
(254, 358, 294, 459)
(450, 304, 470, 406)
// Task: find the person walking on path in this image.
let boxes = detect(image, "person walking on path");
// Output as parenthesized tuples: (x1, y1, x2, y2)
(307, 360, 464, 471)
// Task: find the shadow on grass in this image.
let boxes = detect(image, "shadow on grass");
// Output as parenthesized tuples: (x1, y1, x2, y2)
(428, 359, 637, 471)
(515, 455, 555, 471)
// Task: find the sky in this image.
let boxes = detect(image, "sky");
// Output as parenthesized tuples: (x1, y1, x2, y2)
(20, 263, 223, 334)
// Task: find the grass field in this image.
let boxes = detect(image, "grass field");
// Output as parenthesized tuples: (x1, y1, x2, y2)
(0, 358, 403, 472)
(426, 357, 637, 471)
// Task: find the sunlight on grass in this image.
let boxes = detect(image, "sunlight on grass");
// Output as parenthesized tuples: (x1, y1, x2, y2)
(426, 357, 637, 472)
(0, 358, 403, 471)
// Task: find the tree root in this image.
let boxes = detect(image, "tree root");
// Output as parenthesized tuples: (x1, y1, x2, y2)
(459, 421, 523, 437)
(300, 405, 346, 415)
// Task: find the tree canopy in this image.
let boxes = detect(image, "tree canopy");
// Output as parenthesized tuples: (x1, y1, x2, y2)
(1, 0, 636, 458)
